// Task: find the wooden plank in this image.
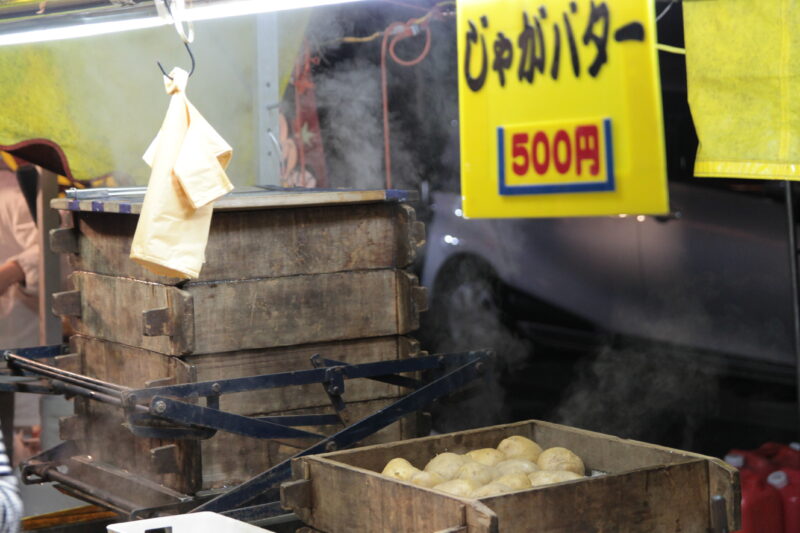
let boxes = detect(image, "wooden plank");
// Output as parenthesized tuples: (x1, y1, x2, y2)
(64, 203, 423, 283)
(72, 336, 199, 494)
(293, 457, 471, 533)
(200, 398, 418, 489)
(708, 457, 741, 531)
(51, 188, 419, 214)
(69, 270, 423, 355)
(477, 460, 710, 532)
(37, 168, 62, 345)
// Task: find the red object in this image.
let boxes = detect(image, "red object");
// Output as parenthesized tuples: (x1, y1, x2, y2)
(774, 445, 800, 470)
(729, 449, 776, 476)
(736, 470, 784, 533)
(768, 469, 800, 533)
(756, 442, 786, 460)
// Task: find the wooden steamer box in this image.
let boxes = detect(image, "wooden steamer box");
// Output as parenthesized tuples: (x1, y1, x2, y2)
(282, 420, 740, 533)
(62, 335, 421, 492)
(49, 189, 426, 497)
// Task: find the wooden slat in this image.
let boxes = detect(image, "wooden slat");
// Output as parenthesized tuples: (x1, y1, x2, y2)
(294, 457, 471, 533)
(69, 270, 422, 355)
(72, 336, 199, 494)
(479, 460, 709, 532)
(64, 203, 423, 284)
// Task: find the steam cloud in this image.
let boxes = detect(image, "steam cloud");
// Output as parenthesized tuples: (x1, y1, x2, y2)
(555, 344, 721, 450)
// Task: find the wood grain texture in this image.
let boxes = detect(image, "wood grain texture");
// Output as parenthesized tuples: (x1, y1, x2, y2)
(67, 270, 423, 355)
(62, 202, 423, 284)
(200, 398, 418, 490)
(71, 335, 199, 494)
(294, 458, 470, 532)
(480, 460, 709, 533)
(285, 419, 739, 533)
(70, 335, 419, 492)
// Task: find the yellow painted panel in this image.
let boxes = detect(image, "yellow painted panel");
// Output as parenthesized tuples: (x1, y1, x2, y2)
(457, 0, 668, 217)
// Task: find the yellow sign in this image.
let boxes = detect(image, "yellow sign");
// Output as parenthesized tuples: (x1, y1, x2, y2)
(457, 0, 668, 218)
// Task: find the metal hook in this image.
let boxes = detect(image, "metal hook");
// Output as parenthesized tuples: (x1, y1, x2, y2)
(156, 0, 196, 80)
(158, 41, 196, 80)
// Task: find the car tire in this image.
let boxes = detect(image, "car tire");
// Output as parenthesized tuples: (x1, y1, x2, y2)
(420, 257, 529, 432)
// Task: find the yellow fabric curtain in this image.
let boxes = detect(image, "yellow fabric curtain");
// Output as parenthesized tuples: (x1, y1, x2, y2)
(684, 0, 800, 180)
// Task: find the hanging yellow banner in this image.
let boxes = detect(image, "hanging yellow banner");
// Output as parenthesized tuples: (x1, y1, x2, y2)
(457, 0, 668, 218)
(685, 0, 800, 181)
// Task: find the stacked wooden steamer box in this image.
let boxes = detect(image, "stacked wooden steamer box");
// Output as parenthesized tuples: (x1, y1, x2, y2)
(48, 189, 427, 503)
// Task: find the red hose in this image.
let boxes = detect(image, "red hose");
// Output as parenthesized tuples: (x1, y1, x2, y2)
(381, 19, 432, 189)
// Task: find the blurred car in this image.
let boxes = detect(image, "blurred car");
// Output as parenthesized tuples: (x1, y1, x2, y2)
(420, 178, 795, 371)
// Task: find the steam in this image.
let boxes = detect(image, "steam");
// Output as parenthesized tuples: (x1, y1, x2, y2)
(555, 344, 720, 450)
(310, 3, 459, 190)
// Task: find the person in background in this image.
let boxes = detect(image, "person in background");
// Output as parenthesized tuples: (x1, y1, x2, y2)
(0, 438, 21, 533)
(0, 159, 41, 467)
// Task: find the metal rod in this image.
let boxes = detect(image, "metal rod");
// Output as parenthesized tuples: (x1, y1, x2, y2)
(30, 464, 143, 513)
(6, 353, 127, 396)
(130, 353, 469, 401)
(786, 181, 800, 438)
(191, 353, 491, 513)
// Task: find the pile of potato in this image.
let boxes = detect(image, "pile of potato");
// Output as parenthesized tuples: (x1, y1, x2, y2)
(380, 435, 586, 499)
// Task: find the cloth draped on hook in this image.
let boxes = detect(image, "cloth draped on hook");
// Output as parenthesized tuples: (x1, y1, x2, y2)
(130, 67, 234, 279)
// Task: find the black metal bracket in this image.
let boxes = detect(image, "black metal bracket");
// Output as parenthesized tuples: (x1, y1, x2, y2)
(7, 344, 492, 518)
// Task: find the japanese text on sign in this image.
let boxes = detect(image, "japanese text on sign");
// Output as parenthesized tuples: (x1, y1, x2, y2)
(457, 0, 668, 218)
(464, 1, 645, 91)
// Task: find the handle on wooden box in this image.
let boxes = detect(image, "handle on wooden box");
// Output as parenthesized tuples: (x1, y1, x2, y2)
(412, 220, 426, 248)
(412, 285, 428, 313)
(52, 290, 81, 317)
(141, 289, 195, 354)
(142, 308, 174, 337)
(49, 227, 79, 255)
(280, 478, 311, 511)
(711, 495, 729, 533)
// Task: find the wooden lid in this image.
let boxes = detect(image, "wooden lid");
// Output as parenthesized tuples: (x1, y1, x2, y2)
(51, 187, 418, 214)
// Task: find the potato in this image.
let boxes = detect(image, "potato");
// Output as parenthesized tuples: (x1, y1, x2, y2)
(497, 435, 543, 462)
(425, 452, 468, 480)
(382, 457, 420, 481)
(494, 472, 532, 490)
(410, 470, 445, 488)
(537, 447, 585, 475)
(455, 461, 494, 485)
(466, 448, 506, 467)
(528, 470, 583, 487)
(471, 482, 515, 498)
(493, 459, 539, 479)
(433, 479, 480, 497)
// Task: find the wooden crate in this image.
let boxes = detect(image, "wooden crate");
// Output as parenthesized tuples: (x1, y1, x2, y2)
(281, 420, 740, 533)
(54, 269, 426, 355)
(62, 335, 421, 492)
(51, 200, 424, 284)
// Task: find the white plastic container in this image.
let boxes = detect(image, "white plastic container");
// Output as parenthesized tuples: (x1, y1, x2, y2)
(107, 511, 273, 533)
